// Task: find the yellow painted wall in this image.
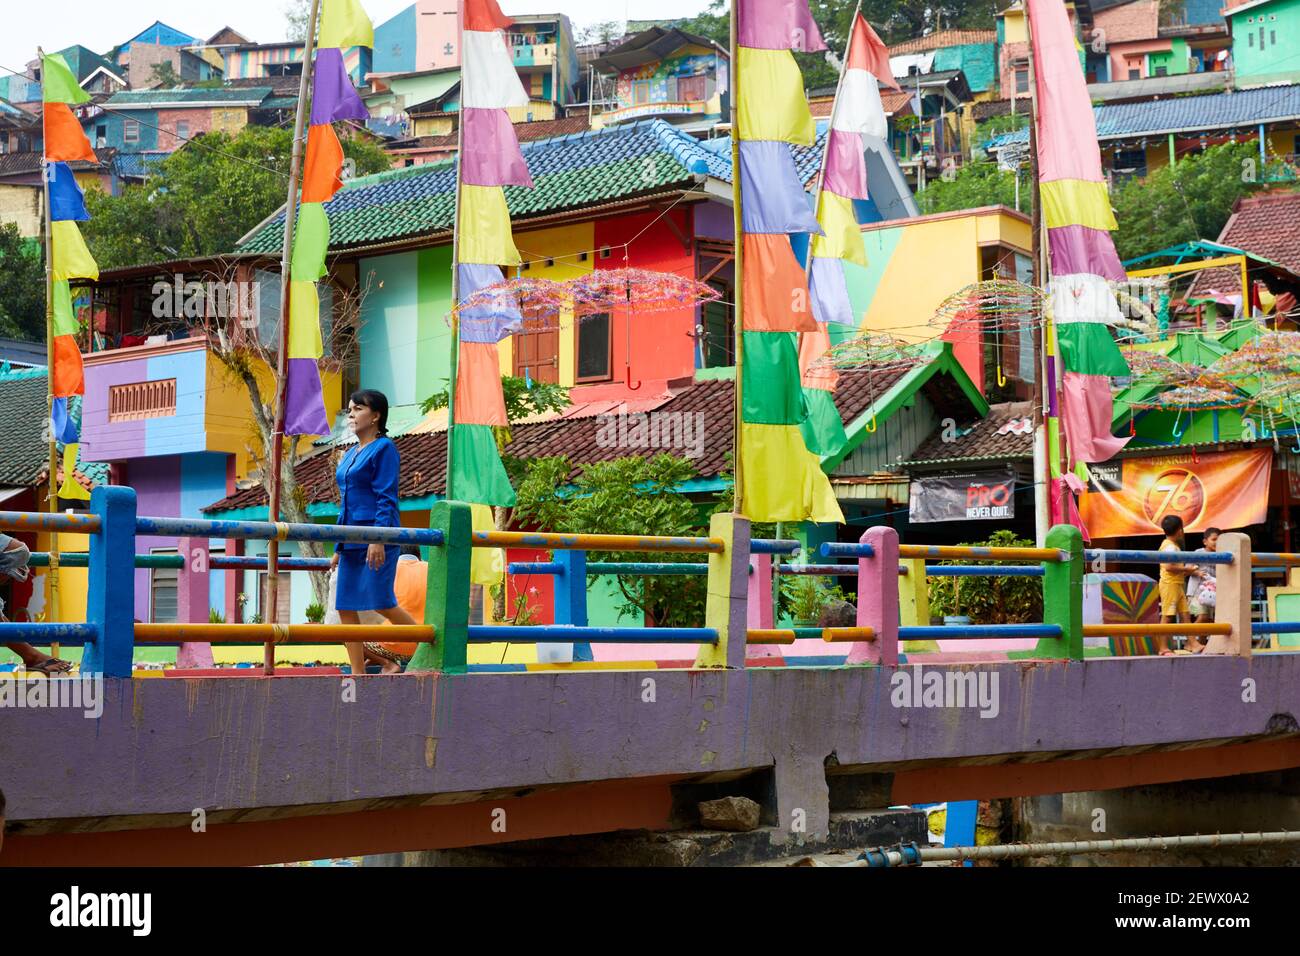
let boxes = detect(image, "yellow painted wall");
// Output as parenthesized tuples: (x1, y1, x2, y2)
(0, 183, 41, 237)
(414, 115, 454, 136)
(506, 99, 556, 123)
(496, 221, 595, 386)
(1002, 8, 1028, 43)
(210, 108, 248, 135)
(205, 352, 343, 480)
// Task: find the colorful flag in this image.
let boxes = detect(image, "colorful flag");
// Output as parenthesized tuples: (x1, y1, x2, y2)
(798, 13, 897, 459)
(1028, 0, 1129, 467)
(283, 0, 374, 437)
(449, 0, 533, 523)
(735, 0, 842, 523)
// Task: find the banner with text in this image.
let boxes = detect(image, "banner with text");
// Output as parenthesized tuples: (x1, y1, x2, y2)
(909, 469, 1017, 523)
(1079, 448, 1271, 538)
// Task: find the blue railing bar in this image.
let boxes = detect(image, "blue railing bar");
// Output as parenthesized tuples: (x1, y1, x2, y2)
(924, 566, 1046, 577)
(820, 542, 877, 558)
(0, 622, 98, 644)
(750, 538, 802, 555)
(1250, 622, 1300, 634)
(467, 625, 718, 644)
(508, 561, 564, 575)
(898, 624, 1063, 639)
(133, 515, 444, 548)
(1083, 549, 1234, 564)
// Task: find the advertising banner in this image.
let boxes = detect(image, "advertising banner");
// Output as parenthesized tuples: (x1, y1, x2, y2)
(909, 469, 1017, 523)
(1078, 448, 1271, 537)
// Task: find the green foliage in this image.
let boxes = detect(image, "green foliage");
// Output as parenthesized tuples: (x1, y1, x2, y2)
(304, 602, 325, 624)
(513, 453, 709, 626)
(208, 608, 226, 624)
(680, 0, 995, 88)
(919, 161, 1023, 215)
(150, 62, 180, 88)
(975, 112, 1030, 144)
(82, 125, 391, 269)
(926, 530, 1043, 624)
(421, 375, 570, 421)
(780, 575, 846, 624)
(1111, 141, 1276, 263)
(0, 223, 46, 341)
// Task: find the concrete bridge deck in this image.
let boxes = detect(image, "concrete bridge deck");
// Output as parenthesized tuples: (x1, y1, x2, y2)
(3, 653, 1299, 865)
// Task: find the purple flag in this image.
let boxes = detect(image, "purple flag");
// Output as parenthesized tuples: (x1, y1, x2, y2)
(461, 108, 533, 188)
(458, 263, 523, 343)
(285, 358, 331, 436)
(1047, 225, 1126, 282)
(739, 141, 822, 236)
(310, 48, 368, 126)
(737, 0, 827, 51)
(822, 130, 868, 200)
(808, 256, 857, 326)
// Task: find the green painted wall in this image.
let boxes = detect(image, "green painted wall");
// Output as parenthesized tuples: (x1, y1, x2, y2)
(416, 245, 454, 404)
(933, 43, 998, 93)
(1231, 0, 1300, 81)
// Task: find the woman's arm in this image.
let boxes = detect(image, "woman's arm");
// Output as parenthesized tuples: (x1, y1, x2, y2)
(373, 440, 402, 529)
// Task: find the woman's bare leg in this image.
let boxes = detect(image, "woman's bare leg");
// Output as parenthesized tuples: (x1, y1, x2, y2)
(337, 608, 367, 674)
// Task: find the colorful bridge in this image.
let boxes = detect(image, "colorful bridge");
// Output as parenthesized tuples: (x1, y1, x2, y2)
(2, 486, 1299, 865)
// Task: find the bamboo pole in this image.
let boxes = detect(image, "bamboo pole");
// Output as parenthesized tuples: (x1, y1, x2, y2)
(445, 2, 466, 502)
(730, 0, 745, 515)
(264, 0, 322, 675)
(38, 46, 60, 635)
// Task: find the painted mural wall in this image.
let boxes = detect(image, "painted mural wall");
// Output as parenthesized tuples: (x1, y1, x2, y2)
(615, 46, 720, 110)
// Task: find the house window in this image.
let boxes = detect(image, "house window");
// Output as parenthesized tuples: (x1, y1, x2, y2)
(678, 75, 706, 102)
(150, 553, 178, 623)
(175, 120, 189, 142)
(1014, 68, 1029, 94)
(700, 280, 734, 368)
(576, 313, 612, 382)
(512, 321, 559, 383)
(95, 124, 107, 147)
(123, 119, 140, 144)
(1153, 65, 1168, 77)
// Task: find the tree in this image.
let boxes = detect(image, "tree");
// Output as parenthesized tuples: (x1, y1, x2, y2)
(1111, 141, 1273, 263)
(82, 125, 391, 269)
(149, 61, 180, 88)
(0, 223, 46, 341)
(187, 257, 372, 609)
(918, 161, 1024, 215)
(577, 21, 627, 45)
(284, 0, 312, 42)
(513, 453, 712, 627)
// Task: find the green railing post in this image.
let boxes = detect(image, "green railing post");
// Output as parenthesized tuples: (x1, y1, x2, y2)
(1037, 523, 1083, 660)
(408, 500, 472, 674)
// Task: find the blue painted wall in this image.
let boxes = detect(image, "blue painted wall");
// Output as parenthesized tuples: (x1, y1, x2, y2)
(373, 4, 418, 74)
(85, 108, 159, 152)
(359, 251, 421, 405)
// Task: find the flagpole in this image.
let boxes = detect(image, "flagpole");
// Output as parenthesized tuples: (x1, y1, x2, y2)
(264, 0, 321, 675)
(1024, 2, 1054, 545)
(445, 4, 465, 503)
(730, 0, 745, 515)
(38, 45, 61, 632)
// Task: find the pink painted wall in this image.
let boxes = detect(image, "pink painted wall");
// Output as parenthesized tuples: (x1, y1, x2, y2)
(417, 0, 461, 71)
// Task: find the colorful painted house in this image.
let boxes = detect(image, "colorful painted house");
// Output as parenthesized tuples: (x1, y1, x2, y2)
(589, 27, 728, 133)
(889, 29, 999, 95)
(1227, 0, 1300, 85)
(222, 42, 370, 87)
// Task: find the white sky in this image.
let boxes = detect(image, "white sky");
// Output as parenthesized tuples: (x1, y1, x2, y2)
(0, 1, 712, 78)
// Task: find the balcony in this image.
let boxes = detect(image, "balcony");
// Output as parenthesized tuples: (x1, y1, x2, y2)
(512, 42, 556, 68)
(597, 100, 709, 128)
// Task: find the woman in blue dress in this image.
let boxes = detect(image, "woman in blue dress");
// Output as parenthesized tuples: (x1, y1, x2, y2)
(330, 389, 417, 673)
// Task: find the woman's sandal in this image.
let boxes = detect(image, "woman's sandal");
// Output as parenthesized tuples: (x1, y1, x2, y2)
(27, 656, 73, 675)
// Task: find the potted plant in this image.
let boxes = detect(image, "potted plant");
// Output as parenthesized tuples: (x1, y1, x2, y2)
(305, 602, 325, 624)
(781, 576, 844, 627)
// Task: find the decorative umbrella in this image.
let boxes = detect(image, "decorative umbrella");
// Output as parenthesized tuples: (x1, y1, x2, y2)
(1127, 383, 1249, 411)
(813, 332, 931, 374)
(930, 279, 1048, 335)
(1117, 347, 1199, 386)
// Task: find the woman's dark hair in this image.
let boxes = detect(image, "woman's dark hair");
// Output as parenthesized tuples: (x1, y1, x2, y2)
(1160, 514, 1184, 536)
(350, 389, 389, 435)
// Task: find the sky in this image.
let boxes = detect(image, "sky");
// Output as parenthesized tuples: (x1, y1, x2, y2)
(0, 0, 713, 79)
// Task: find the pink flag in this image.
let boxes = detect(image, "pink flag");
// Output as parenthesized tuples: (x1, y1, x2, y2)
(461, 108, 533, 187)
(1061, 372, 1129, 466)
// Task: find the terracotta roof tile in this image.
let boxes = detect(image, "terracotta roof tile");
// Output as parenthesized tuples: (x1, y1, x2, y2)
(907, 401, 1035, 466)
(205, 368, 915, 513)
(889, 30, 997, 54)
(1189, 190, 1300, 296)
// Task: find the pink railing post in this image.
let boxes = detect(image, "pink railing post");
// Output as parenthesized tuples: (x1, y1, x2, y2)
(849, 526, 899, 665)
(746, 552, 782, 659)
(1208, 531, 1251, 657)
(176, 535, 215, 669)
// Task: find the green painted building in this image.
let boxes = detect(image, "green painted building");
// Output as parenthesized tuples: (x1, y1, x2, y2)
(1229, 0, 1300, 85)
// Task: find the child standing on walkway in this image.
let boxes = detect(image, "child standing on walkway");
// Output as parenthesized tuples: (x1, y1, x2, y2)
(1157, 515, 1198, 656)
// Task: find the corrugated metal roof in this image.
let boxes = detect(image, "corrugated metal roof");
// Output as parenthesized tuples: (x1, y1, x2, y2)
(104, 87, 272, 107)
